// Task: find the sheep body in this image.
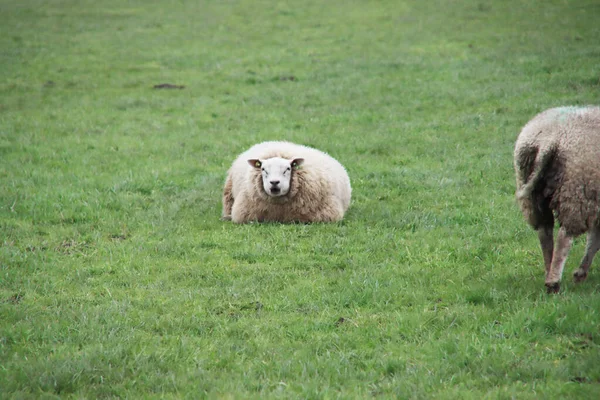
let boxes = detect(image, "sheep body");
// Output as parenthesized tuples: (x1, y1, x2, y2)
(223, 141, 351, 223)
(514, 106, 600, 292)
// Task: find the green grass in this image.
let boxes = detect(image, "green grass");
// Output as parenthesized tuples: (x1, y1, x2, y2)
(2, 0, 600, 397)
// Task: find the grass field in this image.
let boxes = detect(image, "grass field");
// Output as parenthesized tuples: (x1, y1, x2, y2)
(2, 0, 600, 398)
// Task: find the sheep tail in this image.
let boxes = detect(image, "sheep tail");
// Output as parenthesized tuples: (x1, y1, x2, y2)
(516, 144, 557, 200)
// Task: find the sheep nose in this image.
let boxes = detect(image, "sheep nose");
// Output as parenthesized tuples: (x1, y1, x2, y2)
(270, 180, 280, 186)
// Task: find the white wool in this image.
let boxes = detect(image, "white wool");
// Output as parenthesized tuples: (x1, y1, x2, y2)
(222, 141, 351, 223)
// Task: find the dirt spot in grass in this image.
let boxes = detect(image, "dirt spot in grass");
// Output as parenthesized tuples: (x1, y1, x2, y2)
(7, 293, 24, 304)
(25, 245, 47, 252)
(153, 83, 185, 89)
(572, 333, 594, 349)
(357, 144, 392, 156)
(279, 75, 296, 81)
(214, 301, 263, 317)
(335, 317, 358, 327)
(110, 233, 128, 241)
(43, 80, 55, 87)
(239, 301, 263, 311)
(296, 304, 319, 314)
(60, 239, 76, 249)
(58, 239, 89, 254)
(571, 376, 589, 383)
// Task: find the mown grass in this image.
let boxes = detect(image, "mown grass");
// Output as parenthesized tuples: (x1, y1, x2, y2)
(1, 0, 600, 398)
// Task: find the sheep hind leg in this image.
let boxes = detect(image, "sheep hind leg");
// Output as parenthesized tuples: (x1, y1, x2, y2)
(573, 226, 600, 283)
(545, 226, 573, 293)
(537, 225, 554, 276)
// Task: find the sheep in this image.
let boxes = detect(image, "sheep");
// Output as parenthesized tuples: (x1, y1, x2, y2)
(222, 141, 351, 223)
(514, 106, 600, 293)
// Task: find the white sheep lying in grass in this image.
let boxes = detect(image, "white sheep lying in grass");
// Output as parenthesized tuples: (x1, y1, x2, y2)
(514, 106, 600, 293)
(222, 141, 351, 223)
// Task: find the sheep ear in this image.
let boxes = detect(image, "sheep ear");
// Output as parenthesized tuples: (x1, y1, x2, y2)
(291, 158, 304, 170)
(248, 159, 262, 168)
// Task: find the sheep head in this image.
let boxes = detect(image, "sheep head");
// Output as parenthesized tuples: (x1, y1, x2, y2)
(247, 157, 304, 198)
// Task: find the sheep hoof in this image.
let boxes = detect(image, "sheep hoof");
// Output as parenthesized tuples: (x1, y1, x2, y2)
(221, 215, 232, 221)
(573, 270, 588, 283)
(545, 282, 561, 294)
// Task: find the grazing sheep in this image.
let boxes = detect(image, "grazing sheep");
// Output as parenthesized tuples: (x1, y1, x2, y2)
(222, 141, 351, 223)
(514, 106, 600, 293)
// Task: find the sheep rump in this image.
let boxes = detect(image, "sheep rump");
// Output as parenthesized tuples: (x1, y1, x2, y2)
(514, 106, 600, 292)
(223, 141, 351, 223)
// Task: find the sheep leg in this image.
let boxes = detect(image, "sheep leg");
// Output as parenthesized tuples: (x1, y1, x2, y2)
(537, 225, 554, 275)
(545, 226, 573, 293)
(312, 197, 344, 222)
(231, 200, 249, 224)
(222, 175, 234, 220)
(573, 226, 600, 283)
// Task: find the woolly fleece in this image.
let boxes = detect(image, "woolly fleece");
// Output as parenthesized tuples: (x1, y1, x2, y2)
(223, 141, 351, 223)
(514, 106, 600, 235)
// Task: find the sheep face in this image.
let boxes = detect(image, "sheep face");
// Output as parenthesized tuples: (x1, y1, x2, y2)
(247, 157, 304, 198)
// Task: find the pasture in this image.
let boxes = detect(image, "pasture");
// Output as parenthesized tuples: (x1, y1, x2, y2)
(1, 0, 600, 397)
